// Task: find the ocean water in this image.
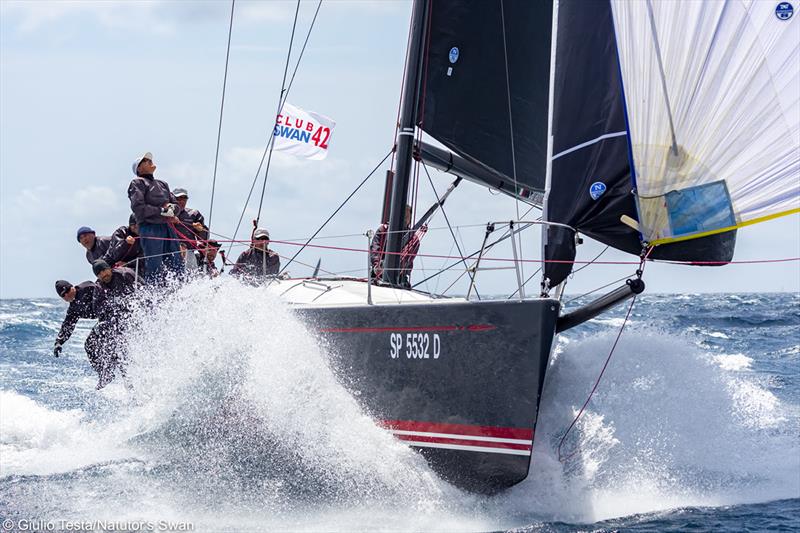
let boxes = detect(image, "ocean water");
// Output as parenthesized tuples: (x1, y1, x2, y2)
(0, 283, 797, 532)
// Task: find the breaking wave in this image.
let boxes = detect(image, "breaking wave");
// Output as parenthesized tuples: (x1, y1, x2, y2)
(0, 287, 797, 530)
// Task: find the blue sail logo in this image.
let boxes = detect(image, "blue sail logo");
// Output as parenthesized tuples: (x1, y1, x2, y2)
(776, 2, 794, 20)
(589, 182, 607, 200)
(449, 47, 460, 64)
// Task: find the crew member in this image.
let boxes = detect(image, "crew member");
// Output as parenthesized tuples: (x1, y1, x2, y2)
(173, 188, 208, 241)
(370, 205, 424, 288)
(88, 260, 137, 389)
(231, 228, 280, 281)
(128, 152, 183, 284)
(195, 240, 222, 278)
(77, 226, 112, 264)
(52, 279, 98, 357)
(103, 214, 144, 275)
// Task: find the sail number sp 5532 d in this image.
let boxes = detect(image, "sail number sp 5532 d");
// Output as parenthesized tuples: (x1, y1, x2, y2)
(389, 333, 441, 359)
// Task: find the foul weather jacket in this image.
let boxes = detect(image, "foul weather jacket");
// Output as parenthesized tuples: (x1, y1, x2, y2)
(231, 248, 280, 279)
(176, 208, 209, 241)
(85, 235, 112, 264)
(103, 225, 143, 270)
(56, 281, 99, 345)
(369, 223, 413, 279)
(128, 173, 177, 225)
(93, 267, 138, 323)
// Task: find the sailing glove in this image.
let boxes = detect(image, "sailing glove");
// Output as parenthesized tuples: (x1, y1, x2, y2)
(53, 342, 63, 357)
(161, 203, 178, 218)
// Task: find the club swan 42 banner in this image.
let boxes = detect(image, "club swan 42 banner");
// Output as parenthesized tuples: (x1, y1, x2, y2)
(272, 102, 336, 160)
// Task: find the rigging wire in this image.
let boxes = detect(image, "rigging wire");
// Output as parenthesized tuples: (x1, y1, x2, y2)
(420, 161, 476, 291)
(562, 273, 632, 306)
(557, 293, 637, 462)
(506, 267, 542, 299)
(499, 0, 525, 284)
(227, 0, 323, 256)
(277, 149, 393, 276)
(255, 0, 301, 225)
(572, 246, 609, 275)
(556, 248, 652, 463)
(207, 0, 236, 235)
(411, 203, 538, 289)
(511, 246, 612, 301)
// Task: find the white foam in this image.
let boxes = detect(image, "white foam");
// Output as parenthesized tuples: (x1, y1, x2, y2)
(712, 353, 753, 371)
(0, 390, 137, 477)
(493, 328, 800, 524)
(3, 284, 798, 530)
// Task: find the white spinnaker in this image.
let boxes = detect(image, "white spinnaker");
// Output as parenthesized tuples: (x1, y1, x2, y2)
(611, 0, 800, 244)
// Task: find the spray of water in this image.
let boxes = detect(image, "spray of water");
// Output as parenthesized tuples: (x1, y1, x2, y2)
(1, 283, 797, 530)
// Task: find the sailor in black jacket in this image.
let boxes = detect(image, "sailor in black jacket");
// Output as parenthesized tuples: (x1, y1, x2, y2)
(53, 280, 98, 357)
(92, 261, 137, 323)
(231, 228, 280, 282)
(77, 226, 112, 264)
(173, 188, 209, 241)
(128, 151, 183, 284)
(87, 260, 138, 389)
(103, 214, 144, 275)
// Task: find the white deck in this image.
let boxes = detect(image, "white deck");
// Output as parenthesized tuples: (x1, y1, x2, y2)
(265, 277, 467, 308)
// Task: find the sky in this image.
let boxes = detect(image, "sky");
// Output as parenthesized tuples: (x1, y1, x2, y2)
(1, 0, 798, 299)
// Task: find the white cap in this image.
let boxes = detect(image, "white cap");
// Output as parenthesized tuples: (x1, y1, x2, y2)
(253, 228, 270, 240)
(131, 151, 154, 176)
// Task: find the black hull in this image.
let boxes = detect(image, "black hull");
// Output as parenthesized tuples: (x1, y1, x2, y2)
(296, 298, 560, 493)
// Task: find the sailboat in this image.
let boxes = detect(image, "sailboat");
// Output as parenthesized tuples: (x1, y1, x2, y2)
(258, 0, 799, 493)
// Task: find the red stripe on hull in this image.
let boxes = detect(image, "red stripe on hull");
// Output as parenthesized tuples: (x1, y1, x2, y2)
(380, 419, 533, 441)
(394, 434, 531, 451)
(320, 325, 496, 333)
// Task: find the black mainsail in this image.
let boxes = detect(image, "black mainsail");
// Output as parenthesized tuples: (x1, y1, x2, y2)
(417, 0, 553, 202)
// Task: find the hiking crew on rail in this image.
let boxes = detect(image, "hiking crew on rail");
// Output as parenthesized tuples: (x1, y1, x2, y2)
(52, 149, 424, 389)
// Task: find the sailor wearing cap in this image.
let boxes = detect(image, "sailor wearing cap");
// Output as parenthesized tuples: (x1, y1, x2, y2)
(231, 228, 280, 282)
(87, 260, 138, 389)
(128, 151, 184, 284)
(52, 279, 98, 358)
(77, 226, 113, 264)
(194, 239, 222, 278)
(172, 188, 208, 241)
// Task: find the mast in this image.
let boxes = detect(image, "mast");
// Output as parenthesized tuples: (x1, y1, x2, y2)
(540, 0, 559, 293)
(382, 0, 429, 286)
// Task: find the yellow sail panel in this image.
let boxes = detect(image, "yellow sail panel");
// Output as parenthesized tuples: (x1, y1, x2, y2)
(611, 0, 800, 244)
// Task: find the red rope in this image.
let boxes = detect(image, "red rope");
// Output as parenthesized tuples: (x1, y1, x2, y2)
(556, 294, 637, 463)
(128, 233, 800, 267)
(555, 248, 653, 463)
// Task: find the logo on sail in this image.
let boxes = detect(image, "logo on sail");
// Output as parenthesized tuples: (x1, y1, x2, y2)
(589, 182, 607, 200)
(775, 2, 794, 20)
(449, 47, 460, 64)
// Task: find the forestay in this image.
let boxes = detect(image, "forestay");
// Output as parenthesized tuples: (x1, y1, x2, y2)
(611, 0, 800, 244)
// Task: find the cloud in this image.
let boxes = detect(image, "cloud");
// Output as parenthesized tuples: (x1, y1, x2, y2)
(0, 0, 309, 35)
(1, 1, 174, 34)
(1, 0, 405, 35)
(11, 185, 122, 219)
